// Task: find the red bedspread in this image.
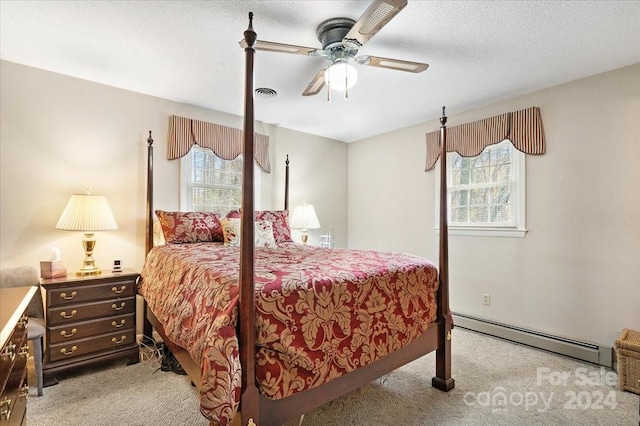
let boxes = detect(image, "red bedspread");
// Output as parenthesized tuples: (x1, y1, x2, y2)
(139, 242, 439, 424)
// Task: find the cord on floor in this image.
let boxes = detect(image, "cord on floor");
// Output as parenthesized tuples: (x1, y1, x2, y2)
(138, 334, 164, 372)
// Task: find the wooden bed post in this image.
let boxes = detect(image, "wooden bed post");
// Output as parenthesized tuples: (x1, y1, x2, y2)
(145, 131, 154, 256)
(284, 154, 289, 211)
(239, 12, 260, 424)
(432, 107, 455, 391)
(142, 131, 154, 342)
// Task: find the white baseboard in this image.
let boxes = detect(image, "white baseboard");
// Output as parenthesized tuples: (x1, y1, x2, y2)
(453, 312, 613, 368)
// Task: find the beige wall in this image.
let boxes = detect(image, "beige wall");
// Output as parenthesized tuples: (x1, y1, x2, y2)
(0, 59, 348, 274)
(269, 126, 349, 248)
(348, 63, 640, 347)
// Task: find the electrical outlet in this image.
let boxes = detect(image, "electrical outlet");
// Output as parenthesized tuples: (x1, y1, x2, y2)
(482, 293, 491, 306)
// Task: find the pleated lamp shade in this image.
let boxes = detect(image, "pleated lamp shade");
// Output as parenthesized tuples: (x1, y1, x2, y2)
(56, 193, 118, 231)
(290, 204, 320, 230)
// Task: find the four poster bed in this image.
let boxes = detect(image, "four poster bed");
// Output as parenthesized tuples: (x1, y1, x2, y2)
(138, 14, 454, 426)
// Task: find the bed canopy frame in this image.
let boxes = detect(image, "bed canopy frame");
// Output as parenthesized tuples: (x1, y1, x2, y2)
(142, 13, 453, 426)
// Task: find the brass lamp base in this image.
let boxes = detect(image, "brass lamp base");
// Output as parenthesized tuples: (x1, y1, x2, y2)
(76, 232, 102, 276)
(301, 229, 309, 245)
(76, 265, 102, 276)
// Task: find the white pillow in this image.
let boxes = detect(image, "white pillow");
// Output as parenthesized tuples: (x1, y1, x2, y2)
(152, 219, 166, 246)
(220, 218, 277, 248)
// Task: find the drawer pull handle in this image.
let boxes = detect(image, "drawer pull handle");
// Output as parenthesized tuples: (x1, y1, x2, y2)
(20, 385, 29, 398)
(112, 285, 126, 294)
(1, 342, 17, 362)
(60, 345, 77, 356)
(112, 336, 127, 344)
(112, 302, 126, 311)
(60, 291, 77, 300)
(18, 314, 28, 328)
(60, 309, 77, 319)
(0, 398, 11, 421)
(19, 344, 29, 357)
(112, 319, 126, 328)
(60, 328, 77, 338)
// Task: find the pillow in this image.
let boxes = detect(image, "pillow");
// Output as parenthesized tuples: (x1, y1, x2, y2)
(255, 220, 278, 248)
(220, 217, 277, 248)
(255, 210, 292, 243)
(220, 217, 241, 246)
(226, 210, 292, 243)
(155, 210, 224, 244)
(152, 219, 166, 246)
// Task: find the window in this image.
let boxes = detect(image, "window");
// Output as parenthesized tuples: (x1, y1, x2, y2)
(436, 140, 526, 237)
(180, 145, 258, 215)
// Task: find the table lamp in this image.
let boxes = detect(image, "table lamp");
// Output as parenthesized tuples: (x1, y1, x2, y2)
(289, 202, 320, 245)
(56, 192, 118, 275)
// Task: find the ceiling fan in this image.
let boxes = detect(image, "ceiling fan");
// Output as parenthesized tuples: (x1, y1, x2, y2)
(240, 0, 428, 97)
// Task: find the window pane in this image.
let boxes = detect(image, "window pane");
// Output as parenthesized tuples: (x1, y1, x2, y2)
(451, 190, 469, 207)
(460, 164, 471, 185)
(451, 207, 468, 222)
(490, 185, 510, 205)
(469, 188, 488, 205)
(490, 205, 511, 223)
(471, 166, 490, 184)
(469, 206, 488, 223)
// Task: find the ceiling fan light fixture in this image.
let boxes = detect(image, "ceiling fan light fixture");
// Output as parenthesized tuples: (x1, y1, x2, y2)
(325, 60, 358, 91)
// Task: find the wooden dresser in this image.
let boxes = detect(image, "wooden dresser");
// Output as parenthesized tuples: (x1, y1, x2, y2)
(1, 286, 37, 426)
(41, 269, 140, 386)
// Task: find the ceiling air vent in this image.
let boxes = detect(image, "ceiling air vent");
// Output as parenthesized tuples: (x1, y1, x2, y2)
(255, 87, 277, 98)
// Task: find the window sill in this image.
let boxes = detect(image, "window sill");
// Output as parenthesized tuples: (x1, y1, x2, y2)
(434, 227, 527, 238)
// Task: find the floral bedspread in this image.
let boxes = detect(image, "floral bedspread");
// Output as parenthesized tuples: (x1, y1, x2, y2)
(139, 242, 439, 425)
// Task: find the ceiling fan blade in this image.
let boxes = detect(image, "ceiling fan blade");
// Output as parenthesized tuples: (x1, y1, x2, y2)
(358, 55, 428, 73)
(302, 69, 326, 96)
(342, 0, 408, 49)
(239, 39, 317, 56)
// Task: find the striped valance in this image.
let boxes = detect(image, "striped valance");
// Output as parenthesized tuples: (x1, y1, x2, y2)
(168, 115, 271, 173)
(425, 107, 545, 171)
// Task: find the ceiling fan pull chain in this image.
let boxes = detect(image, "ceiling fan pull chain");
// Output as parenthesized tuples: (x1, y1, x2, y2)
(327, 66, 331, 102)
(344, 58, 349, 100)
(345, 70, 349, 99)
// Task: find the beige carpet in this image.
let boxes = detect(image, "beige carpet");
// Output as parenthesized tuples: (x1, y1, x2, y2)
(27, 328, 639, 425)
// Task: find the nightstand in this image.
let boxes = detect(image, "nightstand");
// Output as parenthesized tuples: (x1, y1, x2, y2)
(41, 269, 140, 386)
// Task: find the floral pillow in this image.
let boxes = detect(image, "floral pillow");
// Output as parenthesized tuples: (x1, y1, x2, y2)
(155, 210, 224, 244)
(220, 217, 277, 248)
(226, 210, 292, 243)
(255, 210, 292, 243)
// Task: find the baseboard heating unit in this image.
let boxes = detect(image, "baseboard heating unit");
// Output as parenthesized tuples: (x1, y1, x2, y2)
(452, 312, 613, 368)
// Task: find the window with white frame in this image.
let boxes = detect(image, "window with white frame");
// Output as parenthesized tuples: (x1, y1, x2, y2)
(436, 139, 526, 237)
(180, 145, 255, 215)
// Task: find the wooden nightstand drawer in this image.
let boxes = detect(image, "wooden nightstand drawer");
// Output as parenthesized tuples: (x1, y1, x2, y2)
(0, 326, 28, 385)
(47, 296, 135, 326)
(1, 332, 28, 415)
(1, 318, 27, 377)
(47, 279, 136, 308)
(47, 313, 135, 344)
(1, 388, 27, 426)
(48, 329, 135, 363)
(2, 352, 27, 395)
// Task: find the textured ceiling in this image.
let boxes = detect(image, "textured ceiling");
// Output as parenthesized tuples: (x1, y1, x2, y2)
(2, 1, 639, 142)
